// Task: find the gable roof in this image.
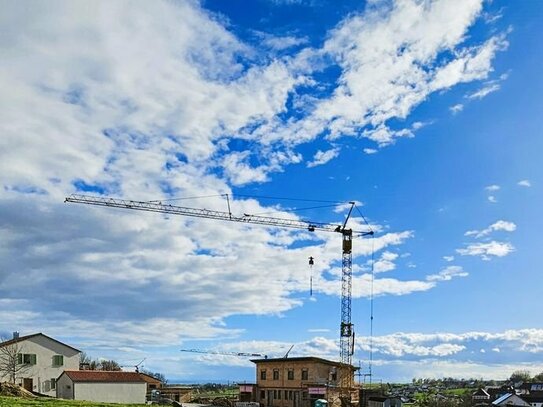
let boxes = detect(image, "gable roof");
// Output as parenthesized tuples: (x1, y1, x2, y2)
(494, 393, 514, 405)
(0, 333, 80, 353)
(492, 393, 530, 407)
(139, 372, 163, 384)
(60, 370, 146, 383)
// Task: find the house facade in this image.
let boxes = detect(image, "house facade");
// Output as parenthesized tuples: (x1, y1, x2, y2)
(243, 357, 356, 407)
(56, 370, 147, 404)
(0, 332, 80, 397)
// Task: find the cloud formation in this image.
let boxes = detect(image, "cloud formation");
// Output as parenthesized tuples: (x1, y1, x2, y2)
(0, 0, 514, 380)
(457, 241, 514, 260)
(465, 220, 517, 238)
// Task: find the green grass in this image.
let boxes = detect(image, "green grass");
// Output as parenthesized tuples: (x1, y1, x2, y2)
(443, 388, 470, 396)
(196, 389, 239, 398)
(0, 396, 146, 407)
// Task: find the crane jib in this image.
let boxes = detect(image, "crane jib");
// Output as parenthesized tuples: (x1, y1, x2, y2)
(65, 194, 372, 235)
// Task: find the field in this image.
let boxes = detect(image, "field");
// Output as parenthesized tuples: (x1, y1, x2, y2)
(0, 396, 145, 407)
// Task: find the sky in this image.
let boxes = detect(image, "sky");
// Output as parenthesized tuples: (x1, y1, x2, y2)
(0, 0, 542, 384)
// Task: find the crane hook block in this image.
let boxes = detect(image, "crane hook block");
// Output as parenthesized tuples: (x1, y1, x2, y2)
(309, 256, 314, 266)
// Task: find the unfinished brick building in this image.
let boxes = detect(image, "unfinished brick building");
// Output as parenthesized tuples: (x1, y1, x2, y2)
(239, 357, 356, 407)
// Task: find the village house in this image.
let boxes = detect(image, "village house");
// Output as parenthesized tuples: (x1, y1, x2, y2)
(473, 388, 492, 407)
(0, 332, 80, 397)
(56, 370, 147, 404)
(240, 357, 356, 407)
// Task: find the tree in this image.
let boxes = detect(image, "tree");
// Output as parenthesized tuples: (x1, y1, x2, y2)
(533, 372, 543, 382)
(510, 370, 532, 383)
(99, 360, 122, 371)
(79, 351, 92, 365)
(0, 337, 30, 383)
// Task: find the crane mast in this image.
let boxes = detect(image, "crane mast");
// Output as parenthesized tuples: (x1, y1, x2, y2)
(65, 194, 373, 400)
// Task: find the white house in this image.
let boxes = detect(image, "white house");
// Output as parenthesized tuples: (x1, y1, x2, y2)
(0, 332, 80, 397)
(56, 370, 147, 404)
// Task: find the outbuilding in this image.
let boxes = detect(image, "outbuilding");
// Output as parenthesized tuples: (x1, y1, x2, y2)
(56, 370, 147, 404)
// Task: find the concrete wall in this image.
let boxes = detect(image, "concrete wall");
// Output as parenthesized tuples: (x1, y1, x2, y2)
(0, 335, 79, 396)
(74, 381, 147, 404)
(56, 373, 74, 400)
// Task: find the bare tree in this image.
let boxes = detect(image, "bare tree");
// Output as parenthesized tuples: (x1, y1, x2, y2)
(99, 359, 122, 371)
(0, 337, 30, 384)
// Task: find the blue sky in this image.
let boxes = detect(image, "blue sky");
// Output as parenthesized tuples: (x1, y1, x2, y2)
(1, 0, 542, 383)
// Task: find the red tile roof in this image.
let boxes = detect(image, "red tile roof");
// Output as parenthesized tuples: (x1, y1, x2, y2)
(61, 370, 146, 383)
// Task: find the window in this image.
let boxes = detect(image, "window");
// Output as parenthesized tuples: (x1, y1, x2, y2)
(278, 390, 281, 399)
(287, 369, 294, 380)
(273, 369, 279, 380)
(301, 369, 308, 380)
(261, 391, 266, 399)
(274, 390, 277, 399)
(52, 355, 64, 367)
(18, 353, 37, 365)
(50, 378, 56, 390)
(261, 370, 267, 380)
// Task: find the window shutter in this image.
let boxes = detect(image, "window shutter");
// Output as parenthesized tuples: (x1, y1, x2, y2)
(30, 354, 37, 365)
(17, 353, 22, 364)
(53, 355, 64, 366)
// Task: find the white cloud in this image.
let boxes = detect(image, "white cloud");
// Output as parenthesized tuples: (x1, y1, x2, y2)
(427, 265, 468, 282)
(244, 0, 507, 152)
(488, 195, 497, 203)
(467, 83, 500, 99)
(518, 179, 531, 187)
(485, 184, 501, 192)
(363, 148, 378, 154)
(465, 220, 517, 238)
(373, 251, 399, 273)
(457, 241, 514, 260)
(450, 104, 464, 114)
(262, 35, 309, 51)
(307, 148, 340, 168)
(443, 255, 455, 262)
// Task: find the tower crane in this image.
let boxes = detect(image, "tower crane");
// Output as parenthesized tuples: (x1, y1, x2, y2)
(65, 194, 373, 398)
(180, 349, 268, 358)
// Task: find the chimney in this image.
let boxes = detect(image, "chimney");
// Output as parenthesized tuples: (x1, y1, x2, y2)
(13, 331, 19, 339)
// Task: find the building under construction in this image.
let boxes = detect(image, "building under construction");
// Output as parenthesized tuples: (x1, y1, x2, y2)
(238, 357, 357, 407)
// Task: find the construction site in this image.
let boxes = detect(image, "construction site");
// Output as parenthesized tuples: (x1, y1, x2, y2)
(64, 194, 376, 407)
